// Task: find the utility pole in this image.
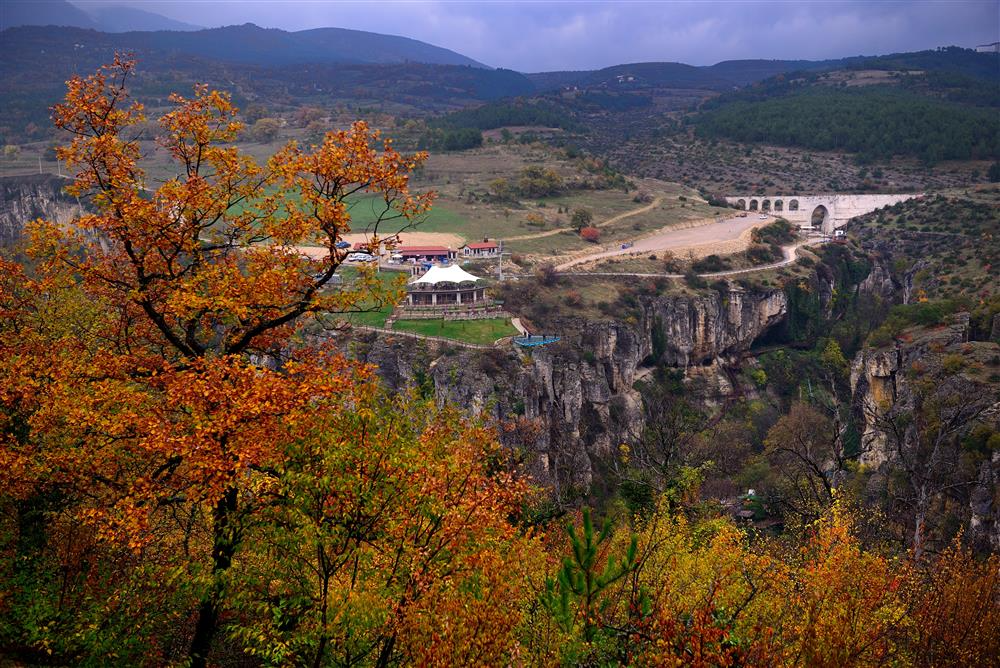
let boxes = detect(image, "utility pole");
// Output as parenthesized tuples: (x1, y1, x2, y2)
(497, 252, 511, 281)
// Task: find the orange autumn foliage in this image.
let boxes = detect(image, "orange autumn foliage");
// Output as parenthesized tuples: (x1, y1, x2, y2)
(0, 56, 534, 666)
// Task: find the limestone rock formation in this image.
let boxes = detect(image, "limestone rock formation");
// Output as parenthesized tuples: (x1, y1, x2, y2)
(339, 287, 788, 495)
(0, 174, 81, 247)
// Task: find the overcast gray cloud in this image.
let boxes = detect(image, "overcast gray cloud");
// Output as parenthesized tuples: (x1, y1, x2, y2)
(71, 0, 1000, 70)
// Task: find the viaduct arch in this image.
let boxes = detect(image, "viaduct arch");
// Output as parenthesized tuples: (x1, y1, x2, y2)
(725, 193, 921, 233)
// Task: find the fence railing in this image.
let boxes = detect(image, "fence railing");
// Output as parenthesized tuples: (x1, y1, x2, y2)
(346, 324, 497, 349)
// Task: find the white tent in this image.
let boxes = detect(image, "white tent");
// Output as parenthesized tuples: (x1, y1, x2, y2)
(410, 264, 482, 285)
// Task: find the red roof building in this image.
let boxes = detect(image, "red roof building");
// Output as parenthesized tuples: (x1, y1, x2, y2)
(396, 246, 456, 261)
(460, 239, 501, 257)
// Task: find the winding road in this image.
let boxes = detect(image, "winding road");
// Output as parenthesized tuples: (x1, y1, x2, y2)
(558, 238, 826, 279)
(505, 195, 665, 242)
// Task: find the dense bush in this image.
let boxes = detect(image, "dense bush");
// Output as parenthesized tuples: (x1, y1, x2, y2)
(691, 254, 730, 273)
(867, 300, 960, 347)
(752, 218, 796, 246)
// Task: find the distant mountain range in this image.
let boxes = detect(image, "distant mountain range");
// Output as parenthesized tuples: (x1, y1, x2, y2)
(2, 7, 996, 155)
(1, 3, 487, 68)
(1, 0, 202, 32)
(527, 50, 998, 92)
(529, 58, 873, 92)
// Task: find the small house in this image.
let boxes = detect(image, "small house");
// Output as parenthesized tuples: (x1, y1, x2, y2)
(460, 239, 500, 258)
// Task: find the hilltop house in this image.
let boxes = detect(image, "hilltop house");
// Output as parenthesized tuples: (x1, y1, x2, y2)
(460, 239, 500, 258)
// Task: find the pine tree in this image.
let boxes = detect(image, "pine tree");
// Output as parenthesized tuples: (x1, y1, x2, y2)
(542, 508, 641, 641)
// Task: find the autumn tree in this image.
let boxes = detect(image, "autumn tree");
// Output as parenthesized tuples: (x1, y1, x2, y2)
(251, 116, 281, 143)
(0, 55, 466, 666)
(488, 177, 513, 202)
(763, 402, 839, 527)
(228, 392, 534, 666)
(571, 208, 593, 231)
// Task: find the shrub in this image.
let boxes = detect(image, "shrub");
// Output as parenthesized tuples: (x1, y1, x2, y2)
(580, 227, 601, 243)
(684, 271, 708, 289)
(536, 263, 558, 286)
(691, 255, 729, 273)
(571, 208, 594, 231)
(942, 354, 966, 374)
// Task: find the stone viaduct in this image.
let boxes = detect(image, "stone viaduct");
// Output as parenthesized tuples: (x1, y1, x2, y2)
(724, 193, 921, 233)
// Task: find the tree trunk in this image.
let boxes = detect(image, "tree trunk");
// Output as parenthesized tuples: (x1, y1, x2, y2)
(913, 484, 928, 561)
(189, 487, 239, 668)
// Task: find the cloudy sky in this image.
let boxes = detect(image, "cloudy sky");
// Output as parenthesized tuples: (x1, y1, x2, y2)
(72, 0, 1000, 71)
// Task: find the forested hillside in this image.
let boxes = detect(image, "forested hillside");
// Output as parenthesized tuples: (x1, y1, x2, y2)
(695, 85, 1000, 163)
(693, 48, 1000, 164)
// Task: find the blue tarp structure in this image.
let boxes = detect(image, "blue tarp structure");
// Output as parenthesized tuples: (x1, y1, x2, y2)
(513, 335, 561, 347)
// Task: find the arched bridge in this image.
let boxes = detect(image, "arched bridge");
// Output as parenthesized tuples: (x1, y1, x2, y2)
(724, 193, 921, 233)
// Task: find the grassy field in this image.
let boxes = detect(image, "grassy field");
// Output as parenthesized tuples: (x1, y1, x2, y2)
(392, 317, 517, 344)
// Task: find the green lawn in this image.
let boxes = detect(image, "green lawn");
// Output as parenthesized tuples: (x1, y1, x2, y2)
(392, 318, 517, 345)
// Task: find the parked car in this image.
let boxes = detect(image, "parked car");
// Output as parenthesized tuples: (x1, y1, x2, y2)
(738, 212, 748, 217)
(758, 214, 768, 220)
(335, 240, 351, 249)
(347, 252, 376, 262)
(621, 241, 633, 249)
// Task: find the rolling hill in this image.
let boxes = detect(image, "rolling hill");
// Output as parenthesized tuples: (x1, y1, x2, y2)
(0, 22, 487, 69)
(526, 58, 853, 91)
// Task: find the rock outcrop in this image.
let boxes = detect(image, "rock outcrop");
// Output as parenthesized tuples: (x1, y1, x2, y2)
(0, 174, 81, 247)
(340, 286, 788, 494)
(851, 313, 1000, 550)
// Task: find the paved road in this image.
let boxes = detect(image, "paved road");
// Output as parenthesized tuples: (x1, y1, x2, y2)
(555, 214, 773, 270)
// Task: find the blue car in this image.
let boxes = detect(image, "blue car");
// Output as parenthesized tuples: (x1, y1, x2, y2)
(335, 240, 351, 249)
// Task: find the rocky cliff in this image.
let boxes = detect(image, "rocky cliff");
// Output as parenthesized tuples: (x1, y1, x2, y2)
(0, 174, 81, 247)
(344, 286, 788, 496)
(851, 313, 1000, 550)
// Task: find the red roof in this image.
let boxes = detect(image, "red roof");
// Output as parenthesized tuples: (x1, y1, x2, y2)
(464, 242, 498, 250)
(398, 246, 452, 254)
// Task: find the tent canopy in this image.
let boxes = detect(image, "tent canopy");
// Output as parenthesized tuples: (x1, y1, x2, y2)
(410, 264, 483, 286)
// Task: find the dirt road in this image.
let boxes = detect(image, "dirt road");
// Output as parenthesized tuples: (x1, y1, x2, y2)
(505, 196, 665, 242)
(555, 214, 771, 270)
(558, 238, 826, 279)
